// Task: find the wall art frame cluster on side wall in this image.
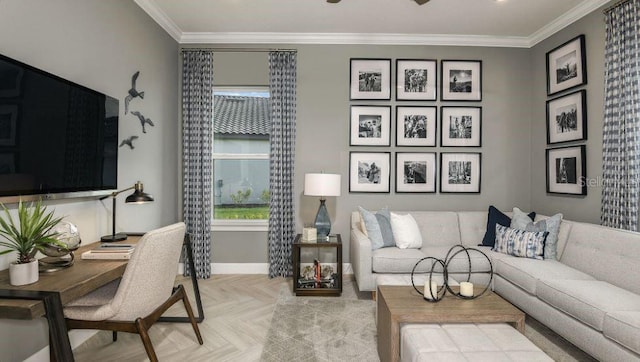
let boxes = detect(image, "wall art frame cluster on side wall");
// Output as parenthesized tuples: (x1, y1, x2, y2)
(544, 34, 588, 196)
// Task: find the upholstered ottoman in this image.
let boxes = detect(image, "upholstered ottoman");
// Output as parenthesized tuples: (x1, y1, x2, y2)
(401, 323, 552, 362)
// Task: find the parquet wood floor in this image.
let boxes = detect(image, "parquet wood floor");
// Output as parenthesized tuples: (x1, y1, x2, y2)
(72, 274, 287, 362)
(72, 274, 594, 362)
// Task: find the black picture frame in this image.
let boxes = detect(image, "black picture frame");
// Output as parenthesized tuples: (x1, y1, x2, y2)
(349, 152, 391, 193)
(546, 145, 587, 195)
(439, 152, 481, 193)
(440, 106, 482, 147)
(396, 106, 437, 147)
(350, 105, 391, 146)
(546, 90, 587, 145)
(395, 152, 437, 193)
(440, 60, 482, 101)
(350, 58, 391, 100)
(396, 59, 437, 101)
(546, 34, 587, 96)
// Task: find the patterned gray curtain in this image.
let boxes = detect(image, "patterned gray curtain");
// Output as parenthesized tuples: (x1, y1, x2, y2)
(268, 51, 297, 278)
(181, 50, 213, 278)
(601, 0, 640, 231)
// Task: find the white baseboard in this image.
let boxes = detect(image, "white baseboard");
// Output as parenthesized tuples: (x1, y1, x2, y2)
(179, 263, 353, 275)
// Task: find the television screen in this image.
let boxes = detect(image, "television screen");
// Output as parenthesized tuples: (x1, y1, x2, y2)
(0, 53, 118, 200)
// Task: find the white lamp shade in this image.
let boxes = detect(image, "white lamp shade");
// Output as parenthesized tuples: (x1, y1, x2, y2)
(304, 173, 341, 197)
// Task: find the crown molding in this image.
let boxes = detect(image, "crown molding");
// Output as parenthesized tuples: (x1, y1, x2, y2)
(135, 0, 612, 48)
(527, 0, 611, 47)
(133, 0, 182, 42)
(180, 32, 530, 47)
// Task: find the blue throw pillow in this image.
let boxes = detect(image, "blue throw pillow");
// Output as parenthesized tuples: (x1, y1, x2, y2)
(511, 208, 563, 260)
(480, 206, 535, 247)
(493, 224, 548, 260)
(358, 206, 395, 250)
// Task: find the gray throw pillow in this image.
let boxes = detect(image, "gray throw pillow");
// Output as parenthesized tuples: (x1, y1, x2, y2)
(358, 206, 395, 250)
(511, 207, 563, 260)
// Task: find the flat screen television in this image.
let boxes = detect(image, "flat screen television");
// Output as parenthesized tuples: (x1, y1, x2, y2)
(0, 53, 118, 202)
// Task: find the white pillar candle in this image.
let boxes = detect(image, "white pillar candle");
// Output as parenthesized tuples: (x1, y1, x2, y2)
(459, 282, 474, 297)
(424, 280, 438, 300)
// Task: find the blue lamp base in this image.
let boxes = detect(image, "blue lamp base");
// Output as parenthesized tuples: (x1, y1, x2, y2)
(314, 199, 331, 240)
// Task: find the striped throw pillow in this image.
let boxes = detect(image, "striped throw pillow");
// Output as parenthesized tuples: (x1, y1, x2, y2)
(493, 224, 548, 260)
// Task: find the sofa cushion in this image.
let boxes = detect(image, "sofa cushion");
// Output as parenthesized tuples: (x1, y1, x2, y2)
(372, 247, 427, 273)
(391, 212, 422, 249)
(359, 206, 394, 249)
(481, 206, 535, 247)
(536, 279, 640, 331)
(493, 225, 547, 260)
(511, 208, 563, 260)
(410, 211, 461, 247)
(421, 246, 492, 275)
(494, 258, 594, 295)
(562, 222, 640, 295)
(457, 211, 488, 247)
(603, 311, 640, 354)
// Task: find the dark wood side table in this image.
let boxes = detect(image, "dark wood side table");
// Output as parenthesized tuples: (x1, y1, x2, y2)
(292, 234, 342, 296)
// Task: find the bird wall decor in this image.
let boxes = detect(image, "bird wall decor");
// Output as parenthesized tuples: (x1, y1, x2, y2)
(130, 111, 155, 133)
(124, 71, 145, 114)
(119, 135, 139, 149)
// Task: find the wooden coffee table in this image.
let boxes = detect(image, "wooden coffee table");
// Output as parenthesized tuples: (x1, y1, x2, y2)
(377, 285, 525, 362)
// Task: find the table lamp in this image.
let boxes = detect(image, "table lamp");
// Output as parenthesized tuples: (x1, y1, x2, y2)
(100, 181, 154, 242)
(304, 173, 341, 240)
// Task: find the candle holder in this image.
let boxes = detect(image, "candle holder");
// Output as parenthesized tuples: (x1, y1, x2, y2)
(410, 244, 493, 302)
(410, 256, 447, 302)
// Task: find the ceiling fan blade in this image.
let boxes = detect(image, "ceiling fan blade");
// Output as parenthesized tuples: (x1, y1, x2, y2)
(327, 0, 341, 3)
(415, 0, 430, 4)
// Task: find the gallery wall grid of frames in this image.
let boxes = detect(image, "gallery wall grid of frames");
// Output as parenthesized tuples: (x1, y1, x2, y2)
(544, 34, 588, 196)
(348, 57, 484, 194)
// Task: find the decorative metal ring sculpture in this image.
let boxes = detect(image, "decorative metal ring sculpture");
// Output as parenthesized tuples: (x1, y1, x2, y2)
(411, 244, 493, 302)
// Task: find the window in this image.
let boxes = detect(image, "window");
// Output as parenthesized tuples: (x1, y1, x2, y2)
(212, 87, 270, 231)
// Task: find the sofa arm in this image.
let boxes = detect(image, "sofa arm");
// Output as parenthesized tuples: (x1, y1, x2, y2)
(350, 227, 376, 292)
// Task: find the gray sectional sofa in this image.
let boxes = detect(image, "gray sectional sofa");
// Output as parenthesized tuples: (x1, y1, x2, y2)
(350, 210, 640, 361)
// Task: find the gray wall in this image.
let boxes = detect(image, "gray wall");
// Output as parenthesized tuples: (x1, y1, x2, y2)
(0, 1, 178, 361)
(203, 45, 533, 264)
(530, 4, 609, 223)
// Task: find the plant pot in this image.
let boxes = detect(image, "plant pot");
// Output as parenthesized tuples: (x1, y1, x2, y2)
(9, 259, 39, 286)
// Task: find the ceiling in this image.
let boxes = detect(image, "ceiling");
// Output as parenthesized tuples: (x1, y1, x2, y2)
(134, 0, 611, 48)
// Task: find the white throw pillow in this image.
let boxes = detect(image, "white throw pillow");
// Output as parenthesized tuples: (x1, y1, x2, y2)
(390, 212, 423, 249)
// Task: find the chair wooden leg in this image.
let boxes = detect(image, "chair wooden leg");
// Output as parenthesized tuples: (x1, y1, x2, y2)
(135, 318, 158, 362)
(112, 331, 117, 342)
(180, 287, 203, 345)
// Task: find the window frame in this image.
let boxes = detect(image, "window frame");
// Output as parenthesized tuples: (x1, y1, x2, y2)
(211, 86, 270, 232)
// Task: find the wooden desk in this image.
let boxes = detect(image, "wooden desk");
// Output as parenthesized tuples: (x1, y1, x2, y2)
(0, 237, 140, 361)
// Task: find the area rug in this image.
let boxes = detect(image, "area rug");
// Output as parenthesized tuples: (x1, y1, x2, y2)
(260, 293, 379, 362)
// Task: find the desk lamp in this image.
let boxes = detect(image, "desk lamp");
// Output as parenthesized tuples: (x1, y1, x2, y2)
(304, 173, 341, 240)
(100, 181, 154, 242)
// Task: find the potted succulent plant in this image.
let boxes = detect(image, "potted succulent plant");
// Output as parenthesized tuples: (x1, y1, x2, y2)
(0, 200, 64, 286)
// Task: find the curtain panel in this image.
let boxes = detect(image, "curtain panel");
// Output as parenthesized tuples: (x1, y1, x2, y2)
(601, 0, 640, 231)
(181, 50, 214, 278)
(268, 51, 297, 278)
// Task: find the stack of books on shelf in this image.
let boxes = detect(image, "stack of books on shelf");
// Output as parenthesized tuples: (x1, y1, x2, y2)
(81, 244, 135, 260)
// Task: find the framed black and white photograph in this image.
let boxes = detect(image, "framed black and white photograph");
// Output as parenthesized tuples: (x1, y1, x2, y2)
(0, 105, 18, 146)
(350, 105, 391, 146)
(546, 34, 587, 96)
(441, 60, 482, 101)
(350, 58, 391, 100)
(396, 106, 436, 147)
(546, 145, 586, 195)
(440, 106, 482, 147)
(396, 59, 437, 101)
(546, 90, 587, 145)
(395, 152, 436, 193)
(349, 152, 391, 193)
(440, 153, 481, 193)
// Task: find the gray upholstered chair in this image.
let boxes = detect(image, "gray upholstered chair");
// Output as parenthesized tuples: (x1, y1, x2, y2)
(63, 222, 203, 361)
